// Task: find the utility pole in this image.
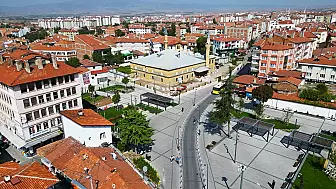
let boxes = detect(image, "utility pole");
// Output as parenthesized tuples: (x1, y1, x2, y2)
(198, 105, 201, 123)
(234, 132, 239, 163)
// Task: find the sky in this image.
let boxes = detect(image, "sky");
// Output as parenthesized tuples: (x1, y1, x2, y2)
(2, 0, 336, 7)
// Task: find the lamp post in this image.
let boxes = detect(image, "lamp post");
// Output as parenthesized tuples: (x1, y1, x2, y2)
(238, 164, 247, 189)
(234, 132, 239, 163)
(222, 177, 230, 189)
(193, 88, 197, 106)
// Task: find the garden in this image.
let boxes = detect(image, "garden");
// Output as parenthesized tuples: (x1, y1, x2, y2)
(82, 93, 112, 106)
(136, 103, 163, 114)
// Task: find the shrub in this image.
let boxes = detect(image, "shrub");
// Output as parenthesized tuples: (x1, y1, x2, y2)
(319, 93, 335, 102)
(211, 141, 217, 145)
(133, 157, 160, 184)
(333, 131, 336, 137)
(299, 88, 319, 101)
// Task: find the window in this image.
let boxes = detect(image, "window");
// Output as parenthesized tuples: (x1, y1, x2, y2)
(143, 74, 145, 77)
(320, 74, 325, 78)
(20, 84, 28, 93)
(58, 76, 64, 85)
(66, 88, 71, 96)
(33, 111, 40, 119)
(71, 87, 76, 95)
(62, 103, 67, 110)
(36, 81, 42, 90)
(308, 66, 313, 69)
(41, 108, 47, 117)
(46, 93, 51, 102)
(31, 97, 37, 106)
(306, 73, 311, 76)
(56, 117, 62, 125)
(53, 91, 59, 100)
(261, 63, 267, 67)
(262, 56, 267, 60)
(272, 50, 277, 54)
(260, 70, 266, 73)
(23, 99, 30, 108)
(36, 124, 41, 132)
(60, 90, 65, 98)
(29, 126, 35, 135)
(50, 119, 55, 127)
(51, 78, 57, 86)
(161, 78, 163, 82)
(100, 132, 106, 140)
(333, 68, 336, 72)
(38, 95, 45, 104)
(270, 64, 276, 68)
(262, 50, 268, 54)
(70, 74, 75, 81)
(28, 82, 35, 91)
(271, 57, 277, 61)
(48, 106, 54, 115)
(64, 75, 70, 83)
(55, 104, 60, 112)
(26, 113, 33, 122)
(73, 99, 78, 107)
(43, 122, 49, 130)
(331, 75, 335, 79)
(68, 101, 73, 108)
(43, 79, 50, 88)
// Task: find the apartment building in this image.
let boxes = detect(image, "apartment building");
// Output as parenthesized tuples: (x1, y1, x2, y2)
(268, 20, 295, 31)
(58, 29, 79, 41)
(30, 45, 76, 62)
(128, 25, 152, 35)
(103, 36, 151, 54)
(212, 37, 240, 54)
(298, 57, 336, 83)
(74, 34, 111, 60)
(258, 44, 295, 78)
(224, 24, 254, 42)
(0, 50, 82, 150)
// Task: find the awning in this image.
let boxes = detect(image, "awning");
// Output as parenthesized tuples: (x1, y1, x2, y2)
(194, 66, 209, 73)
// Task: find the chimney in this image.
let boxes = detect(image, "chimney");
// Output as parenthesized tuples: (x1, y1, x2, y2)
(78, 109, 84, 116)
(24, 60, 31, 73)
(51, 56, 58, 69)
(36, 57, 43, 70)
(15, 60, 23, 71)
(95, 180, 99, 189)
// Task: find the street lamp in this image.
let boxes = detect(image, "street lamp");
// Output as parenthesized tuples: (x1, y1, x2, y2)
(234, 132, 239, 163)
(238, 164, 247, 189)
(222, 177, 230, 189)
(193, 88, 197, 106)
(224, 144, 234, 163)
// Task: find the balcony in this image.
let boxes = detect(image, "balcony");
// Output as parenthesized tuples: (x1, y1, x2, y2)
(252, 55, 259, 60)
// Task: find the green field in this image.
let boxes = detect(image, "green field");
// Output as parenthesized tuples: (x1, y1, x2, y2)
(82, 93, 105, 104)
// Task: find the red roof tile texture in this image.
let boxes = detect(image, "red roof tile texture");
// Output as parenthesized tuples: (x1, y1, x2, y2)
(233, 75, 266, 85)
(298, 58, 336, 66)
(278, 77, 302, 86)
(31, 45, 73, 51)
(61, 109, 114, 126)
(91, 66, 112, 75)
(75, 35, 110, 50)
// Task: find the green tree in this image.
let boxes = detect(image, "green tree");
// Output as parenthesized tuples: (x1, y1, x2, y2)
(210, 68, 235, 137)
(167, 23, 176, 36)
(186, 27, 191, 33)
(88, 84, 95, 98)
(213, 18, 217, 24)
(78, 26, 95, 35)
(151, 27, 156, 33)
(254, 104, 264, 119)
(104, 51, 124, 65)
(159, 29, 165, 36)
(24, 29, 49, 42)
(65, 57, 80, 68)
(112, 92, 121, 105)
(299, 88, 319, 101)
(83, 54, 90, 60)
(53, 27, 61, 34)
(117, 110, 154, 151)
(122, 21, 129, 28)
(96, 26, 104, 35)
(92, 51, 104, 63)
(237, 97, 245, 112)
(316, 83, 328, 94)
(122, 77, 129, 90)
(115, 29, 125, 37)
(252, 85, 273, 103)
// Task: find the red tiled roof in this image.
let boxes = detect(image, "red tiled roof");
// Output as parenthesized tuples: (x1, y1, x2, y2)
(278, 77, 302, 86)
(80, 59, 101, 67)
(151, 36, 182, 45)
(270, 70, 303, 79)
(313, 47, 336, 56)
(76, 67, 90, 74)
(31, 45, 72, 51)
(91, 66, 112, 75)
(287, 37, 314, 44)
(61, 109, 114, 126)
(75, 35, 110, 50)
(104, 36, 149, 44)
(273, 83, 298, 92)
(278, 20, 293, 24)
(261, 44, 293, 51)
(0, 162, 59, 189)
(213, 37, 239, 42)
(0, 61, 80, 86)
(298, 58, 336, 66)
(233, 75, 266, 85)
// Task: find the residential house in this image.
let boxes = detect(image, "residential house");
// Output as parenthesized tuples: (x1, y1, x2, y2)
(103, 36, 151, 54)
(298, 57, 336, 83)
(128, 24, 152, 35)
(30, 45, 76, 62)
(212, 36, 243, 55)
(74, 34, 111, 60)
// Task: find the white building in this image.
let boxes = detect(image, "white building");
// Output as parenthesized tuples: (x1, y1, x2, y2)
(0, 51, 82, 150)
(212, 37, 240, 55)
(30, 45, 77, 62)
(60, 109, 113, 147)
(268, 20, 295, 31)
(128, 26, 152, 35)
(298, 58, 336, 83)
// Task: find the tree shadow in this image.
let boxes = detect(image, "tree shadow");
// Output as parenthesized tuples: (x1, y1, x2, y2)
(202, 112, 224, 136)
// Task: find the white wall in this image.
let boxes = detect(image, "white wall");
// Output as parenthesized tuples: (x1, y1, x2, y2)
(265, 98, 336, 119)
(62, 116, 112, 147)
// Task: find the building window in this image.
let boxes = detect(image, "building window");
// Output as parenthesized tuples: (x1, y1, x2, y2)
(50, 119, 55, 127)
(53, 91, 59, 100)
(31, 97, 37, 106)
(320, 74, 325, 78)
(41, 108, 47, 117)
(56, 117, 62, 125)
(161, 78, 163, 82)
(29, 126, 35, 135)
(262, 50, 268, 54)
(20, 84, 28, 93)
(321, 67, 326, 71)
(271, 57, 276, 61)
(64, 75, 70, 83)
(270, 64, 276, 68)
(28, 82, 35, 91)
(70, 74, 75, 82)
(48, 106, 54, 115)
(51, 78, 57, 86)
(68, 101, 73, 108)
(60, 90, 65, 98)
(62, 103, 67, 110)
(38, 95, 45, 104)
(58, 76, 64, 85)
(143, 74, 145, 77)
(26, 113, 33, 122)
(73, 99, 78, 107)
(260, 70, 266, 73)
(43, 122, 49, 130)
(66, 88, 71, 96)
(331, 75, 335, 79)
(272, 50, 277, 54)
(33, 111, 40, 119)
(100, 132, 106, 140)
(36, 81, 42, 90)
(46, 93, 51, 102)
(43, 79, 50, 88)
(36, 124, 41, 132)
(55, 104, 60, 112)
(23, 99, 30, 108)
(262, 56, 267, 60)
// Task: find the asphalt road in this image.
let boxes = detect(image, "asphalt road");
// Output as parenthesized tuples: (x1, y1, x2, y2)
(182, 94, 217, 189)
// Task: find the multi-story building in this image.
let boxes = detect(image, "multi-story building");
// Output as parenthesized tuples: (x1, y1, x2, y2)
(128, 25, 152, 35)
(212, 37, 240, 55)
(58, 29, 79, 41)
(30, 45, 76, 62)
(0, 50, 82, 150)
(268, 20, 295, 31)
(103, 36, 151, 54)
(74, 34, 111, 60)
(224, 24, 254, 42)
(298, 57, 336, 83)
(258, 44, 295, 78)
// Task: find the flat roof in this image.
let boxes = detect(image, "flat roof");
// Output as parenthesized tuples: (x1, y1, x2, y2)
(131, 49, 205, 70)
(140, 92, 173, 103)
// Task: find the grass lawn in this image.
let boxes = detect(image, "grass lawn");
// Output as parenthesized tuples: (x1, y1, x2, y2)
(136, 103, 163, 114)
(116, 66, 132, 74)
(230, 110, 256, 119)
(99, 106, 123, 121)
(319, 133, 336, 141)
(82, 93, 105, 104)
(293, 155, 336, 189)
(99, 85, 125, 92)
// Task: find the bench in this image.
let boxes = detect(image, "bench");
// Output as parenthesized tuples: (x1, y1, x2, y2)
(287, 172, 294, 179)
(280, 182, 288, 188)
(293, 161, 299, 167)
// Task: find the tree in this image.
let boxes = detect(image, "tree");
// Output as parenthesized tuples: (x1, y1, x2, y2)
(299, 88, 319, 101)
(252, 85, 273, 103)
(151, 27, 156, 33)
(194, 36, 207, 55)
(65, 57, 80, 68)
(254, 104, 264, 119)
(54, 27, 61, 34)
(316, 83, 328, 94)
(122, 21, 129, 29)
(78, 26, 95, 35)
(186, 27, 191, 33)
(112, 92, 120, 105)
(237, 97, 245, 112)
(213, 18, 217, 24)
(96, 27, 104, 35)
(210, 68, 235, 137)
(117, 110, 154, 151)
(104, 51, 124, 65)
(88, 84, 95, 98)
(92, 52, 104, 63)
(159, 29, 165, 36)
(167, 23, 176, 36)
(83, 54, 90, 60)
(115, 29, 125, 37)
(24, 29, 49, 42)
(122, 77, 129, 90)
